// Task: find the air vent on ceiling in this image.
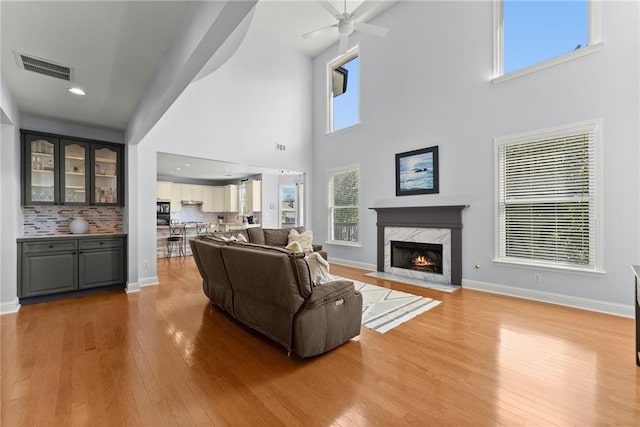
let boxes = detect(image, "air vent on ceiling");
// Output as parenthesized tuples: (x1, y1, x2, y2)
(16, 52, 71, 81)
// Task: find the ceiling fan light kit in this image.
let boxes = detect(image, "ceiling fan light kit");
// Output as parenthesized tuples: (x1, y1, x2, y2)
(303, 0, 390, 54)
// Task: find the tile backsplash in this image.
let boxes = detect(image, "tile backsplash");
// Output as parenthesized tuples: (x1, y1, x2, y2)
(23, 206, 124, 236)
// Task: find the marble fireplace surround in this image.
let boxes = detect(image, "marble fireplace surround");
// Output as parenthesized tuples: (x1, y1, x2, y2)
(370, 206, 467, 285)
(385, 227, 452, 284)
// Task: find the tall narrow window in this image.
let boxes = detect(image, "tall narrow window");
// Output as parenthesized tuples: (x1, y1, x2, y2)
(328, 165, 360, 244)
(328, 48, 359, 133)
(495, 119, 602, 272)
(495, 0, 600, 77)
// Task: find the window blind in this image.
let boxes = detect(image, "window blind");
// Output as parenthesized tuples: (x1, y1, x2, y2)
(328, 166, 360, 243)
(497, 124, 598, 269)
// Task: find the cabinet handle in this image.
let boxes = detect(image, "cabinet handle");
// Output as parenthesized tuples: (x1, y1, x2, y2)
(72, 251, 76, 254)
(49, 245, 54, 248)
(78, 251, 83, 254)
(100, 242, 104, 245)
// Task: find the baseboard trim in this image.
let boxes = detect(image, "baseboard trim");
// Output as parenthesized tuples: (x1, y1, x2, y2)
(329, 257, 376, 271)
(126, 276, 159, 293)
(140, 276, 159, 287)
(0, 298, 21, 315)
(462, 279, 634, 318)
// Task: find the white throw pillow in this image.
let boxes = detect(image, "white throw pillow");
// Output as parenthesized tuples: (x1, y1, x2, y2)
(236, 233, 248, 242)
(286, 240, 303, 253)
(288, 229, 313, 253)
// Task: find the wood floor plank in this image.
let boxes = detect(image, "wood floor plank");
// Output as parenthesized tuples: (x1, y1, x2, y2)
(2, 256, 639, 426)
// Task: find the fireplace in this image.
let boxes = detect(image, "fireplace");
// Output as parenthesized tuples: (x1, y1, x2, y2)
(391, 241, 443, 275)
(370, 205, 467, 286)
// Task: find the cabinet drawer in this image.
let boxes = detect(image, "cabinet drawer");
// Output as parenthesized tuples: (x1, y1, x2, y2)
(23, 240, 78, 253)
(79, 238, 124, 250)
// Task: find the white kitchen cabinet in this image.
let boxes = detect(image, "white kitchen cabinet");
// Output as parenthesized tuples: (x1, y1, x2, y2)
(181, 184, 203, 202)
(244, 180, 262, 213)
(191, 184, 203, 202)
(170, 182, 182, 212)
(156, 181, 172, 200)
(201, 185, 212, 212)
(180, 184, 192, 201)
(224, 184, 238, 212)
(212, 186, 224, 212)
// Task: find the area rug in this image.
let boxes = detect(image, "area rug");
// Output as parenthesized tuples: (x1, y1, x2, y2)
(332, 276, 441, 334)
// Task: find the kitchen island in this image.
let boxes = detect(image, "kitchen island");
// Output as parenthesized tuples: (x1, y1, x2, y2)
(156, 223, 259, 258)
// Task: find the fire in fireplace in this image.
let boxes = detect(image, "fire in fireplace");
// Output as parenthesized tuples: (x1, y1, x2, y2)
(390, 240, 443, 275)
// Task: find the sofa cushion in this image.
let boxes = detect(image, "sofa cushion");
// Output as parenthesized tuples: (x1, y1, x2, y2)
(246, 227, 265, 245)
(262, 228, 291, 246)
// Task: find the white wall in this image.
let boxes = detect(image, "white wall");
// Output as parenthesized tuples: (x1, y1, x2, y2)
(131, 27, 313, 285)
(1, 77, 22, 314)
(311, 1, 640, 314)
(261, 173, 280, 228)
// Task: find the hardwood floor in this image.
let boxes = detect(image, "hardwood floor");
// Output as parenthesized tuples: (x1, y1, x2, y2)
(2, 256, 639, 426)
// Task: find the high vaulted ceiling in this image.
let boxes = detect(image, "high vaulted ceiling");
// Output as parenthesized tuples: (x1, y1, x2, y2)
(1, 0, 395, 136)
(1, 0, 396, 179)
(253, 0, 395, 57)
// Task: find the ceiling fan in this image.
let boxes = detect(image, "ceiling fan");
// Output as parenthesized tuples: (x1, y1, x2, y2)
(302, 0, 389, 54)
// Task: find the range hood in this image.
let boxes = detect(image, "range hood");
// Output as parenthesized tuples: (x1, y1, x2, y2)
(181, 200, 203, 205)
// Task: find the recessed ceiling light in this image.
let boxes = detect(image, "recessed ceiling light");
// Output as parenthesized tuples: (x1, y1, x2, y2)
(176, 167, 181, 171)
(68, 87, 86, 96)
(184, 163, 190, 167)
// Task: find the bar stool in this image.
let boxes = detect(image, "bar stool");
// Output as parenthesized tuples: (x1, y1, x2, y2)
(196, 223, 211, 236)
(166, 224, 185, 258)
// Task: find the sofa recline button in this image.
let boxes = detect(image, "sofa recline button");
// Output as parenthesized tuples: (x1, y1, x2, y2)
(335, 299, 344, 306)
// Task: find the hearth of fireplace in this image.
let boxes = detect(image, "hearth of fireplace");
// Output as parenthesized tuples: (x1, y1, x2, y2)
(391, 241, 443, 275)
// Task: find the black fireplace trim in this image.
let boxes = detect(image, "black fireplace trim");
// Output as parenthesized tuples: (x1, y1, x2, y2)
(369, 205, 468, 285)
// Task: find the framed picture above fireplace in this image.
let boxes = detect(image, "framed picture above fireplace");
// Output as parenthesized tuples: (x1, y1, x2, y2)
(395, 146, 439, 196)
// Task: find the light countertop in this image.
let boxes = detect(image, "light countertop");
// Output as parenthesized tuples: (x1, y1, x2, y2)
(18, 233, 127, 242)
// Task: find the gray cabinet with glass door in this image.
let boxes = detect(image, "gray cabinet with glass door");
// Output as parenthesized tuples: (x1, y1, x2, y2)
(21, 130, 124, 206)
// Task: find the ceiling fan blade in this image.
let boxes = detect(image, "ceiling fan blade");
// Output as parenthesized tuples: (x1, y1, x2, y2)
(302, 23, 338, 39)
(354, 21, 389, 38)
(339, 34, 349, 54)
(317, 0, 342, 19)
(350, 0, 379, 21)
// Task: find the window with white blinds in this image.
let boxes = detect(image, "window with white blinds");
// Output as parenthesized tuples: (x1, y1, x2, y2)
(328, 165, 360, 244)
(495, 120, 602, 271)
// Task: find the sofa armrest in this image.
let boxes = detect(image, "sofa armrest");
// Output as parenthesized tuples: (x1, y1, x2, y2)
(312, 243, 323, 252)
(293, 279, 362, 357)
(304, 280, 354, 308)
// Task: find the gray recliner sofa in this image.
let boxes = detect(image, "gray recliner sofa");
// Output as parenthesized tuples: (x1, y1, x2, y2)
(190, 236, 362, 358)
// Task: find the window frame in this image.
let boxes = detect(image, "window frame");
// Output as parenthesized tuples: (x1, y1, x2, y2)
(326, 46, 361, 134)
(493, 119, 604, 274)
(493, 0, 602, 83)
(327, 164, 361, 246)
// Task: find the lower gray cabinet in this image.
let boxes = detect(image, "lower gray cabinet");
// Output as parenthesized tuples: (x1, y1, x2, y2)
(79, 239, 125, 289)
(18, 235, 127, 300)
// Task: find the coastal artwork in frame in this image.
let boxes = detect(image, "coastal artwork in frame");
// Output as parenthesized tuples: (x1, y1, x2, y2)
(395, 146, 439, 196)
